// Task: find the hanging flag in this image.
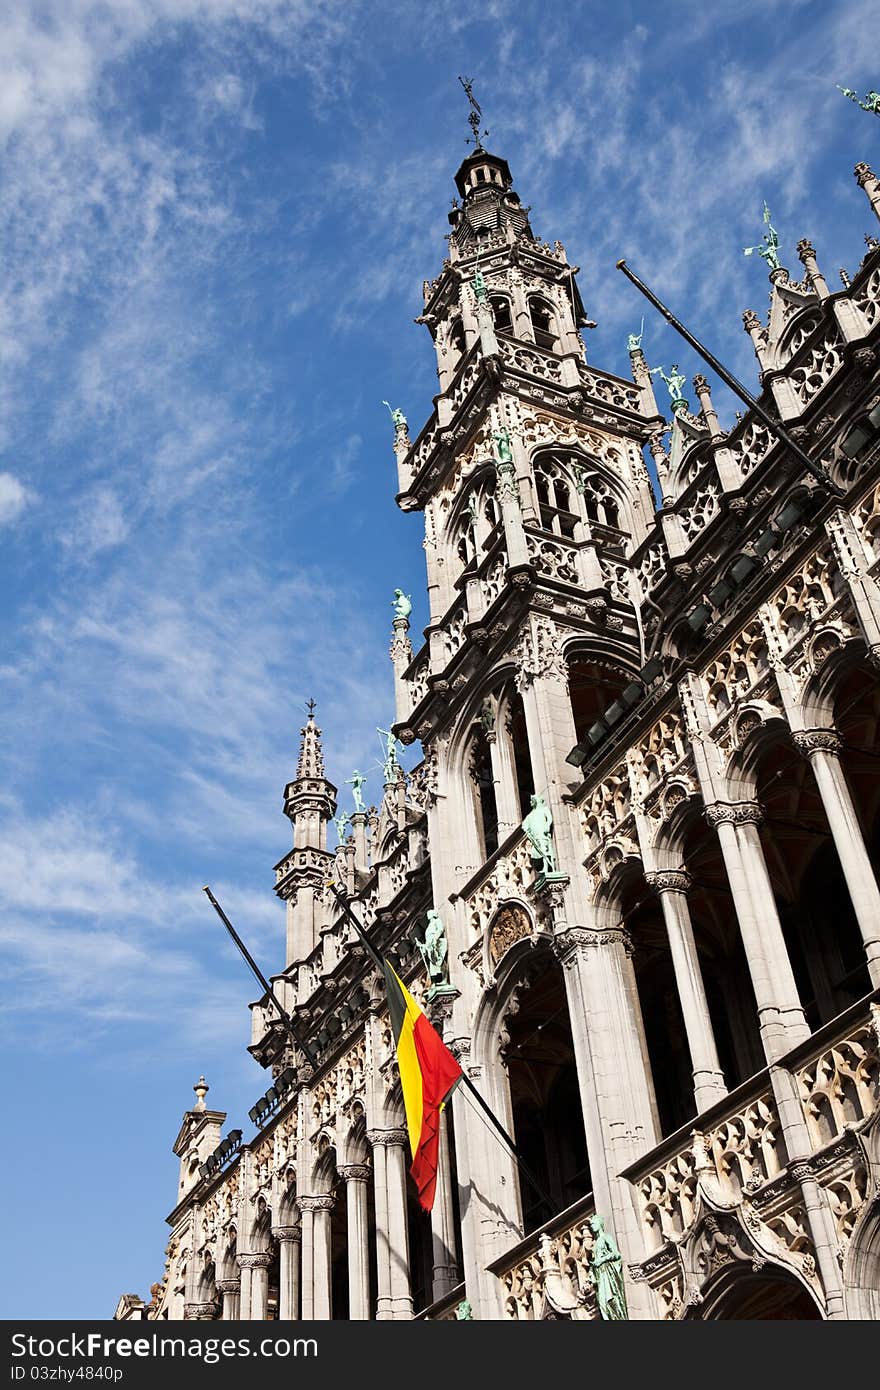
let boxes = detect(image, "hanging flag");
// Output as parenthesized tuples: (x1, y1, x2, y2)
(382, 960, 462, 1212)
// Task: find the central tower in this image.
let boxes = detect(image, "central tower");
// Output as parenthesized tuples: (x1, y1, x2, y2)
(387, 136, 664, 1315)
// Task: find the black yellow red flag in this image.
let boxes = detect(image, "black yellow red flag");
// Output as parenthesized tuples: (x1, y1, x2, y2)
(382, 960, 462, 1211)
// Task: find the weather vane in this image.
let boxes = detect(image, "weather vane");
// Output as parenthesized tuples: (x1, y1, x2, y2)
(458, 75, 489, 150)
(305, 697, 317, 717)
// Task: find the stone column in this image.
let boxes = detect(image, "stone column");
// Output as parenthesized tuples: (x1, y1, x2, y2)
(430, 1108, 460, 1302)
(215, 1278, 240, 1320)
(235, 1255, 253, 1320)
(238, 1253, 272, 1321)
(486, 723, 520, 838)
(299, 1195, 334, 1320)
(705, 802, 810, 1060)
(298, 1205, 314, 1319)
(644, 870, 727, 1113)
(369, 1128, 413, 1319)
(552, 925, 658, 1320)
(272, 1225, 301, 1321)
(792, 730, 880, 987)
(339, 1164, 372, 1320)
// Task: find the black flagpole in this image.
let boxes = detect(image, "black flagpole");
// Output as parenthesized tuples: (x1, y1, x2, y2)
(616, 258, 843, 497)
(325, 879, 554, 1211)
(203, 885, 320, 1071)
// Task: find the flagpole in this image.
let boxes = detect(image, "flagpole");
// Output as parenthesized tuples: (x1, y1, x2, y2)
(203, 885, 320, 1071)
(615, 257, 843, 496)
(325, 879, 554, 1211)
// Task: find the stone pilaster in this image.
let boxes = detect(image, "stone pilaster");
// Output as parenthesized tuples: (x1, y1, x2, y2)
(272, 1225, 301, 1321)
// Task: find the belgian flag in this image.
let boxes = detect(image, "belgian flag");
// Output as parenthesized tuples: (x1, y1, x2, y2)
(383, 960, 463, 1211)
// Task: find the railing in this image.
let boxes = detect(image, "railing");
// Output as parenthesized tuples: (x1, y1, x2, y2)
(489, 1193, 599, 1320)
(415, 1282, 467, 1321)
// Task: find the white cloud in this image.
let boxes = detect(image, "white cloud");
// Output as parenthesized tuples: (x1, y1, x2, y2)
(0, 472, 32, 525)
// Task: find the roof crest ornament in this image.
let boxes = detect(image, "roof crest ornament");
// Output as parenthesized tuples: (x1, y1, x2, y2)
(458, 75, 489, 151)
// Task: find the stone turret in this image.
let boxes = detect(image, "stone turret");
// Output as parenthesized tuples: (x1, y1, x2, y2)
(275, 705, 338, 964)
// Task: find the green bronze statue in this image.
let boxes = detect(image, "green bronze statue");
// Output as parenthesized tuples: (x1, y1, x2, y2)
(838, 85, 880, 115)
(417, 909, 450, 988)
(493, 427, 513, 463)
(626, 317, 644, 354)
(521, 793, 558, 877)
(392, 588, 412, 620)
(473, 268, 489, 304)
(377, 727, 401, 783)
(587, 1215, 628, 1320)
(334, 811, 350, 842)
(650, 362, 688, 412)
(382, 400, 407, 430)
(346, 770, 367, 813)
(454, 1298, 473, 1320)
(743, 201, 782, 271)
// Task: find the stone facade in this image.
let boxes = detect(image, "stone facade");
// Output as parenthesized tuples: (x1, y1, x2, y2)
(119, 147, 880, 1322)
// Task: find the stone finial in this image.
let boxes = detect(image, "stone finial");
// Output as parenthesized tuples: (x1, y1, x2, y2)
(796, 237, 815, 264)
(693, 374, 711, 397)
(742, 308, 762, 332)
(193, 1076, 209, 1111)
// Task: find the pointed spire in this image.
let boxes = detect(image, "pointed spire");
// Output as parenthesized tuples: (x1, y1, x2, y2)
(296, 701, 325, 779)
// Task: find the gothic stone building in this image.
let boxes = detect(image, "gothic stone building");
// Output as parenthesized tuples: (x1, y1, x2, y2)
(119, 146, 880, 1323)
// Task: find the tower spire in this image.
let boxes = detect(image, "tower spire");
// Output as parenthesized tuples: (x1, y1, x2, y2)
(296, 701, 325, 779)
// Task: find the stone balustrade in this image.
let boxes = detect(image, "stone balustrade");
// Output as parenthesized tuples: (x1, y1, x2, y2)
(489, 1193, 599, 1320)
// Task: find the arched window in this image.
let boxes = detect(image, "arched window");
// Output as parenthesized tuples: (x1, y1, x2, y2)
(469, 727, 499, 858)
(490, 296, 513, 336)
(533, 458, 578, 539)
(449, 318, 466, 359)
(528, 296, 557, 351)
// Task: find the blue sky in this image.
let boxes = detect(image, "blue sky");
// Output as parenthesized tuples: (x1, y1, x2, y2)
(1, 0, 878, 1320)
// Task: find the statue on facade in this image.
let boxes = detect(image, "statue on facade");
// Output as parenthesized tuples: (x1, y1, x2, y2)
(455, 1298, 474, 1319)
(521, 793, 558, 877)
(743, 201, 782, 270)
(377, 727, 401, 783)
(626, 317, 644, 354)
(473, 268, 489, 304)
(382, 400, 407, 430)
(392, 588, 412, 620)
(587, 1215, 628, 1320)
(650, 362, 688, 412)
(346, 770, 367, 812)
(416, 908, 451, 990)
(838, 85, 880, 115)
(493, 427, 514, 462)
(334, 811, 350, 842)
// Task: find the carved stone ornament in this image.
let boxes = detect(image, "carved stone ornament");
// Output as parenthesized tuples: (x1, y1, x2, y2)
(488, 903, 533, 965)
(236, 1253, 274, 1270)
(214, 1279, 240, 1295)
(184, 1302, 219, 1320)
(791, 729, 843, 757)
(514, 616, 568, 692)
(271, 1225, 302, 1243)
(338, 1164, 372, 1184)
(704, 801, 763, 828)
(366, 1127, 409, 1148)
(296, 1194, 336, 1213)
(645, 869, 692, 895)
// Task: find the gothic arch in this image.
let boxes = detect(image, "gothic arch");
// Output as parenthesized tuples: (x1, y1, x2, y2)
(686, 1262, 824, 1320)
(843, 1184, 880, 1319)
